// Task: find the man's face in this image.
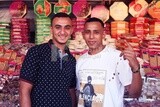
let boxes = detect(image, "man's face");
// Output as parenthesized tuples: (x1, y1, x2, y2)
(88, 79, 91, 84)
(83, 22, 104, 50)
(51, 17, 73, 45)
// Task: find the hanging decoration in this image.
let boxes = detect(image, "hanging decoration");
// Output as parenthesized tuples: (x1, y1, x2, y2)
(73, 0, 91, 19)
(9, 0, 27, 18)
(54, 0, 71, 14)
(34, 0, 52, 17)
(129, 0, 148, 17)
(91, 0, 109, 23)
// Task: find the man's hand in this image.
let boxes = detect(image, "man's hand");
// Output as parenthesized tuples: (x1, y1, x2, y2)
(120, 40, 139, 72)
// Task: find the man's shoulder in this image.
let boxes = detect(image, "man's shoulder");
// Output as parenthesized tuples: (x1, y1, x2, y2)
(77, 52, 88, 60)
(29, 42, 49, 51)
(68, 54, 76, 63)
(104, 46, 121, 55)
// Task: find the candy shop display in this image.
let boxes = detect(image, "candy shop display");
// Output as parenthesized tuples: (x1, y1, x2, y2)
(0, 75, 19, 107)
(124, 77, 160, 106)
(110, 2, 128, 21)
(129, 0, 148, 17)
(0, 43, 34, 106)
(111, 21, 129, 38)
(130, 17, 150, 39)
(91, 3, 109, 23)
(11, 18, 30, 44)
(1, 0, 160, 106)
(9, 1, 27, 18)
(34, 0, 52, 17)
(141, 35, 160, 77)
(0, 43, 34, 75)
(149, 19, 160, 35)
(148, 1, 160, 19)
(75, 19, 86, 32)
(116, 35, 141, 56)
(73, 0, 91, 19)
(73, 0, 91, 33)
(54, 0, 71, 15)
(35, 17, 51, 44)
(104, 22, 111, 35)
(0, 22, 10, 45)
(103, 34, 116, 48)
(68, 31, 88, 59)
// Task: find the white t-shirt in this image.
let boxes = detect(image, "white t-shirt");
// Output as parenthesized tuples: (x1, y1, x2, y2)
(76, 46, 132, 107)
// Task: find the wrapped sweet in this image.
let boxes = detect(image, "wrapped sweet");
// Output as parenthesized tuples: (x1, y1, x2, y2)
(73, 0, 91, 19)
(91, 4, 109, 23)
(11, 18, 30, 44)
(129, 0, 148, 17)
(35, 17, 51, 44)
(110, 2, 128, 21)
(148, 1, 160, 19)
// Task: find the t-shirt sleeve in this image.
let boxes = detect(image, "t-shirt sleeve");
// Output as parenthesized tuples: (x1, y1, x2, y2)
(20, 46, 40, 84)
(117, 57, 132, 86)
(69, 58, 76, 88)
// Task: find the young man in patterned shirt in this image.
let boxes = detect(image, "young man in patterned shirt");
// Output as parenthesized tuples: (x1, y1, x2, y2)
(19, 13, 77, 107)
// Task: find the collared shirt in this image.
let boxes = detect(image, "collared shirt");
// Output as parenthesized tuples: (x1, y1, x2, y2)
(20, 40, 76, 107)
(49, 40, 69, 70)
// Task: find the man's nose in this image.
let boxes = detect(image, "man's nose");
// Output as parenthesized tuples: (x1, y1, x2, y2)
(61, 28, 65, 34)
(89, 33, 94, 39)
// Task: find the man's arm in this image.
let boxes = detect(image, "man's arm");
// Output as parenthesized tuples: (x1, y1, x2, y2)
(126, 71, 142, 98)
(19, 80, 33, 107)
(122, 41, 142, 98)
(69, 88, 77, 107)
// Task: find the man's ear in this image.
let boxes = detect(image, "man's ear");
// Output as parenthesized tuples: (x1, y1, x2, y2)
(103, 31, 106, 39)
(71, 27, 74, 34)
(82, 31, 85, 39)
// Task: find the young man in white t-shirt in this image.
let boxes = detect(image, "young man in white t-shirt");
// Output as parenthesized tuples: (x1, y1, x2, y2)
(76, 18, 142, 107)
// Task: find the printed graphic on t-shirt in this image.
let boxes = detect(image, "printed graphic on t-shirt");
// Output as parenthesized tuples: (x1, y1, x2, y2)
(78, 69, 106, 107)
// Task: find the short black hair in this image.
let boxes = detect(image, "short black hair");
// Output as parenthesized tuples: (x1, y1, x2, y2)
(87, 76, 92, 81)
(51, 12, 72, 26)
(85, 17, 104, 28)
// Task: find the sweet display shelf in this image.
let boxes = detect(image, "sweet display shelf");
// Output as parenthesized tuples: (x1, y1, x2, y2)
(0, 0, 160, 106)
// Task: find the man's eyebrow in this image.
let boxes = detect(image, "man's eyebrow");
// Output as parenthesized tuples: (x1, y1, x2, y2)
(84, 29, 90, 31)
(54, 24, 61, 27)
(65, 25, 72, 27)
(84, 30, 90, 32)
(93, 30, 101, 32)
(54, 24, 72, 27)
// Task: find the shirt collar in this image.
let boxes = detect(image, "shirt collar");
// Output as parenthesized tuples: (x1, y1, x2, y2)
(48, 39, 69, 62)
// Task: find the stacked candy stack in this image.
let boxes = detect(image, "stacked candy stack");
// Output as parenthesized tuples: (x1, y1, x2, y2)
(68, 31, 88, 60)
(103, 34, 116, 48)
(0, 75, 19, 107)
(35, 17, 51, 44)
(129, 17, 149, 39)
(0, 22, 10, 45)
(129, 0, 148, 18)
(10, 18, 29, 44)
(72, 18, 77, 39)
(141, 35, 160, 77)
(110, 2, 128, 21)
(0, 43, 34, 107)
(0, 43, 34, 75)
(75, 19, 86, 32)
(148, 1, 160, 20)
(104, 23, 110, 35)
(72, 0, 91, 32)
(149, 19, 160, 35)
(111, 21, 129, 39)
(125, 36, 141, 56)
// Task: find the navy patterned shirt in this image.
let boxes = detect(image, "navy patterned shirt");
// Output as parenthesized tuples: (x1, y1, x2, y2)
(20, 40, 76, 107)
